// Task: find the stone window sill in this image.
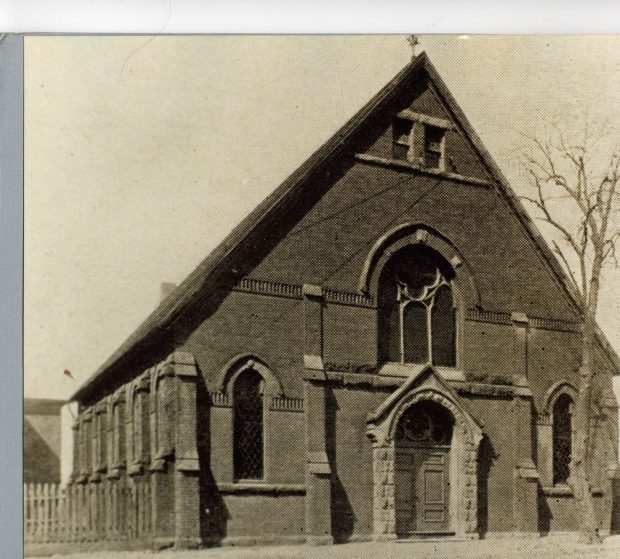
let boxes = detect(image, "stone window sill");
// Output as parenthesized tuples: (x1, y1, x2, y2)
(217, 482, 306, 495)
(355, 153, 492, 188)
(542, 485, 604, 497)
(542, 485, 573, 497)
(127, 462, 144, 476)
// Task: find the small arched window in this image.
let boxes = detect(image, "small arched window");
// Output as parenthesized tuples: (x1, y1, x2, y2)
(552, 393, 574, 485)
(111, 400, 125, 466)
(132, 391, 143, 463)
(233, 369, 264, 480)
(378, 245, 456, 366)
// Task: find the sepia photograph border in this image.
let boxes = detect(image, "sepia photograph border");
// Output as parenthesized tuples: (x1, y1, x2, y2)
(3, 2, 620, 558)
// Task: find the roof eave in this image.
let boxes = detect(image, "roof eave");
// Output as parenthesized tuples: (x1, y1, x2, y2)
(422, 57, 620, 377)
(71, 51, 620, 402)
(70, 53, 431, 402)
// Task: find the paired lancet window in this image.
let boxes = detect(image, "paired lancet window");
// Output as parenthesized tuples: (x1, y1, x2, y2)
(378, 245, 456, 367)
(392, 115, 447, 170)
(552, 393, 574, 485)
(233, 369, 265, 480)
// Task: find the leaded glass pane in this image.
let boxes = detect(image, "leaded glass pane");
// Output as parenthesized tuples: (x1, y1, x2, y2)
(133, 396, 142, 461)
(396, 401, 454, 446)
(233, 370, 264, 480)
(112, 404, 121, 464)
(378, 277, 400, 362)
(83, 418, 91, 470)
(552, 394, 573, 485)
(98, 413, 106, 468)
(378, 244, 456, 366)
(392, 249, 437, 295)
(403, 302, 428, 364)
(431, 285, 456, 367)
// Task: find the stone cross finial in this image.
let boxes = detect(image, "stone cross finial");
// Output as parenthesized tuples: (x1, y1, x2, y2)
(407, 35, 420, 59)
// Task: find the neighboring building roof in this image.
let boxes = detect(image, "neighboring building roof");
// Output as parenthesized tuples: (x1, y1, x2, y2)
(24, 398, 64, 484)
(24, 398, 65, 415)
(71, 52, 620, 402)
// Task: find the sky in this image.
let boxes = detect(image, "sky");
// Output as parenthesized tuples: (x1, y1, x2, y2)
(24, 35, 620, 401)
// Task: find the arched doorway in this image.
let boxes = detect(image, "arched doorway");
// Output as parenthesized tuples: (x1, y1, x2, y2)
(394, 400, 454, 536)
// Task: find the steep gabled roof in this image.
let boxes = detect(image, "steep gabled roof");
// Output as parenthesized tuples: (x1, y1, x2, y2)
(72, 52, 620, 401)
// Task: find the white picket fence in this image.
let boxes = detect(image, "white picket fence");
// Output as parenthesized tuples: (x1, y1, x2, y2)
(24, 481, 151, 543)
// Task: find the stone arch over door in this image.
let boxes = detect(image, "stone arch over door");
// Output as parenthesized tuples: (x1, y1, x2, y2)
(367, 387, 483, 540)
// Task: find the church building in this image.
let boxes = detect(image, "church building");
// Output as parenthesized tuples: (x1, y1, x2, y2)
(69, 51, 620, 549)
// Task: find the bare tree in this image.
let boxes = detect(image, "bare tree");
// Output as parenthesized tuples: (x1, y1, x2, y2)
(520, 124, 619, 543)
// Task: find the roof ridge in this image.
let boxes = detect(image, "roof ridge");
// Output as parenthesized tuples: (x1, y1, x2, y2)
(71, 54, 430, 401)
(420, 57, 620, 375)
(72, 51, 620, 401)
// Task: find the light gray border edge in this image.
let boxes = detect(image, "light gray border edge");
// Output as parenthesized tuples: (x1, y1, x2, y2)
(0, 34, 24, 559)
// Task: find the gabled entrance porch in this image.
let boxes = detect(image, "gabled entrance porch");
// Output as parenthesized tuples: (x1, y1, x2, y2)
(366, 364, 483, 541)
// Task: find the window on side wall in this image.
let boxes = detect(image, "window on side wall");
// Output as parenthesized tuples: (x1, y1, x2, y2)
(233, 369, 265, 481)
(552, 393, 574, 485)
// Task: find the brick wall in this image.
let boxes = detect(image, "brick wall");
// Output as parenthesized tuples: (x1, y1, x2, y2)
(245, 163, 578, 322)
(71, 77, 619, 544)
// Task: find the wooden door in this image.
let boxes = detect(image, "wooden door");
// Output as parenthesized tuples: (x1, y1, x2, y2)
(395, 445, 450, 535)
(414, 446, 450, 532)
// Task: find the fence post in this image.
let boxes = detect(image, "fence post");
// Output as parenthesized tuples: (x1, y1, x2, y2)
(58, 485, 65, 542)
(43, 483, 50, 543)
(69, 484, 76, 542)
(24, 485, 29, 541)
(77, 483, 84, 542)
(35, 484, 42, 543)
(49, 484, 56, 541)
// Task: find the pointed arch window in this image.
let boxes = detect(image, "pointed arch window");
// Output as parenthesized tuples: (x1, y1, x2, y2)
(233, 369, 265, 480)
(552, 393, 574, 485)
(379, 245, 456, 366)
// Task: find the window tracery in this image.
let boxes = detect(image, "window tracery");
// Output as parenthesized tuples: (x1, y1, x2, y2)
(396, 401, 454, 446)
(379, 245, 456, 366)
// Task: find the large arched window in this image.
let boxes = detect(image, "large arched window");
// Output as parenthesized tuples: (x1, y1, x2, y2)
(552, 393, 574, 485)
(233, 369, 265, 480)
(378, 245, 456, 366)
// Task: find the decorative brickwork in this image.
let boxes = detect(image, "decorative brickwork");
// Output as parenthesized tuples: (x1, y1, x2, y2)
(233, 275, 583, 334)
(209, 392, 231, 407)
(269, 396, 304, 412)
(235, 276, 376, 307)
(235, 277, 302, 299)
(466, 308, 581, 332)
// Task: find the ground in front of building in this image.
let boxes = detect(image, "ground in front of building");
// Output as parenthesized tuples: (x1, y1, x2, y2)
(31, 535, 620, 559)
